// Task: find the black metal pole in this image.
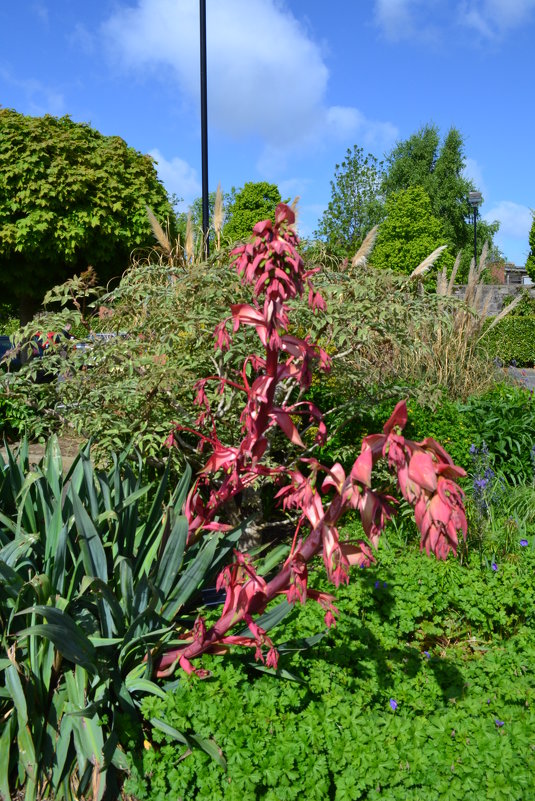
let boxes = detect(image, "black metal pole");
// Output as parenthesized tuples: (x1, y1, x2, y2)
(473, 207, 477, 267)
(199, 0, 209, 258)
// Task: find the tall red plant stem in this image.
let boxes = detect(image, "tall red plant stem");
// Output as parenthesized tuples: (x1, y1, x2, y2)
(155, 203, 467, 678)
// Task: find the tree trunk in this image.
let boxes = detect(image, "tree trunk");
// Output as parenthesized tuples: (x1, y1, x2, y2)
(19, 294, 40, 326)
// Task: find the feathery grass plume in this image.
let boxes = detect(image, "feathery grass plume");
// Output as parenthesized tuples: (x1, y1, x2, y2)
(350, 225, 379, 269)
(146, 205, 171, 254)
(290, 196, 300, 225)
(478, 293, 523, 340)
(409, 245, 448, 279)
(213, 183, 224, 251)
(436, 266, 448, 296)
(477, 240, 489, 280)
(446, 252, 462, 296)
(185, 212, 194, 263)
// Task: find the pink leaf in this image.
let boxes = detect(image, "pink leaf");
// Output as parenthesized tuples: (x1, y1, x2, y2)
(269, 409, 305, 447)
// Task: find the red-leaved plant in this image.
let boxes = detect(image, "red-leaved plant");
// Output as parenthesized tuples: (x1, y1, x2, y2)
(157, 203, 467, 678)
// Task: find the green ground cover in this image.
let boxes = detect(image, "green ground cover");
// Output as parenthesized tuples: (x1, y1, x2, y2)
(127, 536, 535, 801)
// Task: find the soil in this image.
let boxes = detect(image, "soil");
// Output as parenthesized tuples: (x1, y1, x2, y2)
(1, 434, 84, 472)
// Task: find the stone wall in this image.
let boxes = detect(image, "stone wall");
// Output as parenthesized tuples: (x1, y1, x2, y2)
(453, 284, 535, 317)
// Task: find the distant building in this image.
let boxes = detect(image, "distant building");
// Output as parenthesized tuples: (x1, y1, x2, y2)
(504, 263, 532, 285)
(488, 261, 532, 286)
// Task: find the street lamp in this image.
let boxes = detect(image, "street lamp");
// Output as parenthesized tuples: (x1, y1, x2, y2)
(468, 191, 483, 267)
(199, 0, 209, 258)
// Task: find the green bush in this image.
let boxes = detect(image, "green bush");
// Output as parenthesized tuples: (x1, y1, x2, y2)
(0, 389, 41, 439)
(0, 303, 18, 335)
(126, 541, 535, 801)
(481, 316, 535, 367)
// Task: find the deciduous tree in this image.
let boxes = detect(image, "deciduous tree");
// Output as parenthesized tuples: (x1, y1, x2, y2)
(371, 186, 453, 276)
(223, 182, 282, 244)
(315, 147, 385, 259)
(0, 109, 174, 321)
(383, 124, 499, 267)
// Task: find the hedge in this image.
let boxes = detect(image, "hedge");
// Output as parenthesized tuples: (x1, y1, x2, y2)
(481, 316, 535, 367)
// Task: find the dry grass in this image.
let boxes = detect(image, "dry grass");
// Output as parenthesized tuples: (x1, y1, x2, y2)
(405, 242, 521, 399)
(213, 183, 224, 251)
(350, 225, 379, 270)
(345, 232, 517, 402)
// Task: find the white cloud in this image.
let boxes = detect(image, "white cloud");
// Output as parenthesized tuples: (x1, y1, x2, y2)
(373, 0, 440, 41)
(0, 68, 65, 116)
(374, 0, 417, 40)
(458, 0, 535, 37)
(149, 148, 201, 209)
(463, 157, 487, 195)
(102, 0, 395, 157)
(374, 0, 535, 41)
(483, 200, 532, 264)
(484, 200, 532, 238)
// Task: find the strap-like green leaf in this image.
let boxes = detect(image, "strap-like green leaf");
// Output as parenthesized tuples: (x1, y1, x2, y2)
(163, 534, 219, 620)
(154, 514, 188, 602)
(18, 606, 98, 673)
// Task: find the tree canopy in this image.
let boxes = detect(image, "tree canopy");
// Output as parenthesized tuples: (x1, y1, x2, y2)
(223, 182, 282, 244)
(316, 125, 500, 271)
(370, 186, 453, 276)
(315, 146, 385, 259)
(383, 125, 500, 268)
(0, 109, 175, 320)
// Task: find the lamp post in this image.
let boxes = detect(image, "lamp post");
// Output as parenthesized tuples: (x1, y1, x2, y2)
(199, 0, 209, 258)
(468, 191, 482, 267)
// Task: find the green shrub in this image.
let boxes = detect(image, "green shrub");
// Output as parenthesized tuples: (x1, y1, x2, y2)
(0, 391, 36, 438)
(481, 316, 535, 366)
(0, 302, 18, 335)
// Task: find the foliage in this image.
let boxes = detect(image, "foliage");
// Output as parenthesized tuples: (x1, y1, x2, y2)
(526, 211, 535, 282)
(481, 315, 535, 366)
(0, 439, 240, 800)
(0, 390, 36, 439)
(405, 383, 535, 484)
(382, 124, 499, 272)
(0, 303, 18, 335)
(153, 202, 467, 678)
(0, 257, 255, 463)
(125, 533, 535, 801)
(0, 109, 175, 320)
(501, 291, 535, 317)
(0, 229, 489, 467)
(315, 146, 385, 259)
(370, 186, 453, 277)
(223, 182, 282, 244)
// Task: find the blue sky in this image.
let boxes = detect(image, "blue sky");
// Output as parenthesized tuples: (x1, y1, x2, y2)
(1, 0, 534, 264)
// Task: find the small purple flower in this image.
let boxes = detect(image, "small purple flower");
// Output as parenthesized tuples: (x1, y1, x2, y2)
(374, 580, 380, 589)
(389, 699, 398, 711)
(491, 562, 498, 571)
(495, 719, 505, 727)
(520, 539, 529, 547)
(469, 444, 477, 455)
(423, 651, 431, 659)
(383, 582, 388, 589)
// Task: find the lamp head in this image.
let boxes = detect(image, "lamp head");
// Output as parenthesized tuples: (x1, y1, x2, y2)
(468, 191, 483, 208)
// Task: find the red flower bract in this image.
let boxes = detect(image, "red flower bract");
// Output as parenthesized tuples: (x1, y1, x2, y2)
(156, 205, 468, 679)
